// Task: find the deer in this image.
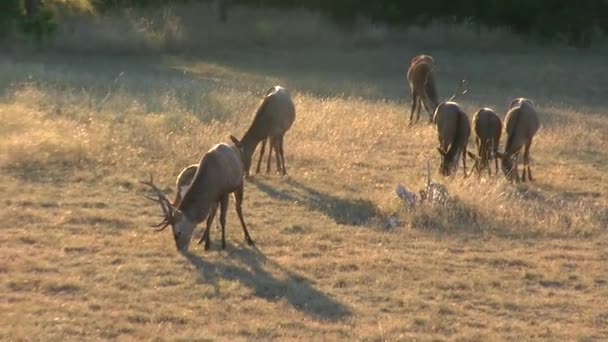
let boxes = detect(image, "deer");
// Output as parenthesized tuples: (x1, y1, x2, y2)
(434, 101, 471, 177)
(466, 108, 503, 176)
(407, 55, 439, 125)
(496, 98, 540, 182)
(141, 143, 254, 253)
(230, 85, 296, 177)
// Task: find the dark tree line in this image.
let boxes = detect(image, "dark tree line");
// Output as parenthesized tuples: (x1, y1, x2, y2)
(0, 0, 55, 40)
(239, 0, 608, 47)
(3, 0, 608, 46)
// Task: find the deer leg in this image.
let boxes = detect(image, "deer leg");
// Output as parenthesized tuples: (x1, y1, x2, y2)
(256, 138, 267, 174)
(462, 147, 468, 178)
(424, 98, 434, 124)
(513, 154, 520, 183)
(417, 97, 424, 123)
(520, 146, 529, 182)
(409, 90, 418, 125)
(524, 139, 533, 182)
(272, 137, 281, 174)
(234, 185, 254, 246)
(493, 141, 499, 175)
(410, 88, 418, 125)
(199, 202, 218, 250)
(277, 135, 287, 176)
(219, 194, 229, 250)
(485, 141, 492, 177)
(266, 137, 274, 173)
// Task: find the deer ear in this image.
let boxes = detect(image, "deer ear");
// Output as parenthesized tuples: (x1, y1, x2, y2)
(436, 147, 446, 157)
(229, 134, 240, 145)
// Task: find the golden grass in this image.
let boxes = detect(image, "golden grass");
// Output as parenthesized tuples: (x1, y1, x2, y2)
(2, 5, 608, 341)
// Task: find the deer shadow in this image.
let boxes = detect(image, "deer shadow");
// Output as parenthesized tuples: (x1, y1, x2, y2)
(183, 245, 351, 322)
(249, 178, 376, 226)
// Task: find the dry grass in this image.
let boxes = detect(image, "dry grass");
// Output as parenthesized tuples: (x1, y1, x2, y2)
(2, 5, 608, 341)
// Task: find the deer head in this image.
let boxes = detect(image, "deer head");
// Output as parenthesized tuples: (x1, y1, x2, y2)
(466, 151, 483, 175)
(229, 134, 252, 177)
(437, 147, 456, 176)
(140, 175, 196, 252)
(496, 151, 520, 182)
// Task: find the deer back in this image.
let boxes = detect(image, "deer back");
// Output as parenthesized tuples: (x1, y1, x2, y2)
(407, 61, 439, 110)
(509, 97, 535, 110)
(178, 143, 244, 223)
(435, 102, 470, 174)
(410, 54, 435, 67)
(248, 86, 295, 139)
(504, 100, 540, 156)
(473, 108, 502, 144)
(435, 102, 470, 148)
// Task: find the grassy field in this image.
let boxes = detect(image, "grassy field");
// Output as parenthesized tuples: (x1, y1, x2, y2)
(2, 4, 608, 341)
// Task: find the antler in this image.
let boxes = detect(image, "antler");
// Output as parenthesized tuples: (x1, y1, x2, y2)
(447, 79, 468, 102)
(140, 174, 174, 231)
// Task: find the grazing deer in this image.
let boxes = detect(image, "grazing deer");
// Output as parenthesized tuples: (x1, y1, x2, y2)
(141, 143, 254, 252)
(434, 101, 471, 177)
(467, 108, 503, 176)
(407, 55, 439, 125)
(496, 98, 540, 182)
(231, 85, 296, 176)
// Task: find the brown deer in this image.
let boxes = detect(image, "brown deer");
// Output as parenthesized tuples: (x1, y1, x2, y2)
(467, 108, 503, 176)
(434, 101, 471, 177)
(141, 143, 254, 253)
(407, 54, 439, 125)
(231, 86, 296, 176)
(496, 98, 540, 182)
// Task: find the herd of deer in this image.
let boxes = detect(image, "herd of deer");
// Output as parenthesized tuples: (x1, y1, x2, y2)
(407, 54, 540, 180)
(142, 55, 540, 253)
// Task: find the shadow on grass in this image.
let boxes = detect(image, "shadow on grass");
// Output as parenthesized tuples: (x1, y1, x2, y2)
(183, 245, 351, 322)
(250, 178, 377, 226)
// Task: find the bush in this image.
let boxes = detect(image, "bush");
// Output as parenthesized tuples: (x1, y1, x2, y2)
(0, 0, 21, 37)
(0, 0, 56, 41)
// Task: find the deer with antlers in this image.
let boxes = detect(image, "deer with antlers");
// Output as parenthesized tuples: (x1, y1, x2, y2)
(141, 143, 254, 253)
(434, 101, 471, 177)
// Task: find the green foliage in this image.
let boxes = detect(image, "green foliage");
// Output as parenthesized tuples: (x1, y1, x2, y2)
(0, 0, 57, 41)
(21, 6, 57, 41)
(0, 0, 21, 37)
(2, 0, 606, 46)
(236, 0, 608, 46)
